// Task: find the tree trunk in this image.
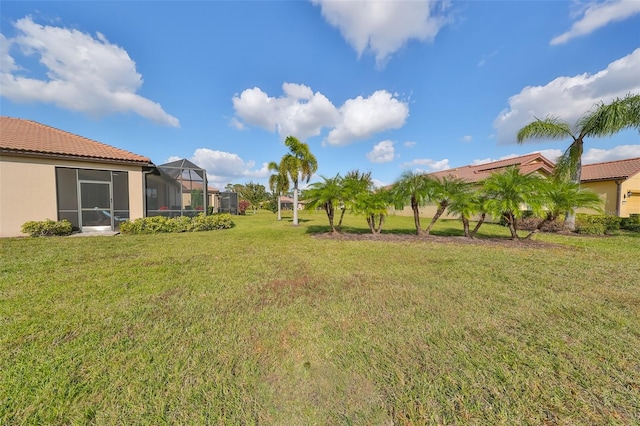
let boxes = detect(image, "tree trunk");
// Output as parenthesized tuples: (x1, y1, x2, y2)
(277, 194, 282, 220)
(565, 140, 584, 231)
(337, 208, 346, 232)
(366, 215, 375, 233)
(506, 213, 519, 240)
(376, 214, 385, 234)
(470, 213, 486, 238)
(462, 216, 470, 238)
(424, 203, 446, 235)
(293, 182, 299, 226)
(411, 197, 422, 235)
(325, 202, 336, 234)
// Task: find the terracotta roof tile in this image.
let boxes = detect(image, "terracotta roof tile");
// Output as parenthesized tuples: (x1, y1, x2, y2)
(582, 157, 640, 181)
(429, 153, 555, 183)
(0, 116, 151, 164)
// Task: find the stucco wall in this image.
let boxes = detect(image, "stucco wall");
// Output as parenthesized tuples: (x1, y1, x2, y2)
(579, 181, 617, 215)
(0, 154, 146, 237)
(621, 172, 640, 217)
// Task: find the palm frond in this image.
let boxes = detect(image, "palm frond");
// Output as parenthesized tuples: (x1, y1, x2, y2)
(578, 93, 640, 137)
(517, 116, 575, 144)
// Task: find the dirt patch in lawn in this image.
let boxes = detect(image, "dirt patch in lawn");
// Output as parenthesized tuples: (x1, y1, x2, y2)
(311, 232, 565, 249)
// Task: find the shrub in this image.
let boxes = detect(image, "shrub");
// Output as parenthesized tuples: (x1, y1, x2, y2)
(238, 200, 250, 215)
(21, 219, 73, 237)
(621, 214, 640, 232)
(576, 213, 621, 235)
(119, 214, 234, 235)
(516, 217, 566, 233)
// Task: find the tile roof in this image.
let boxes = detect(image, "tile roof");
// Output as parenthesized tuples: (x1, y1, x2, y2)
(0, 116, 152, 164)
(429, 152, 555, 183)
(581, 157, 640, 181)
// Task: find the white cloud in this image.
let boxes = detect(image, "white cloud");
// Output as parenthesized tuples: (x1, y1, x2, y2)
(312, 0, 450, 67)
(177, 148, 271, 189)
(327, 90, 409, 145)
(232, 83, 340, 141)
(494, 48, 640, 144)
(404, 141, 417, 148)
(1, 17, 179, 126)
(366, 140, 395, 163)
(232, 84, 409, 146)
(461, 135, 472, 142)
(551, 0, 640, 45)
(583, 144, 640, 164)
(400, 158, 450, 172)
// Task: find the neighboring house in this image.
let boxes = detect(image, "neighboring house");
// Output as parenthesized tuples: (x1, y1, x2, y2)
(0, 117, 224, 238)
(278, 196, 306, 210)
(1, 117, 154, 237)
(579, 157, 640, 217)
(390, 153, 555, 219)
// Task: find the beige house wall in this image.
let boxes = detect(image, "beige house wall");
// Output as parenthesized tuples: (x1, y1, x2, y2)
(579, 174, 640, 217)
(0, 154, 146, 237)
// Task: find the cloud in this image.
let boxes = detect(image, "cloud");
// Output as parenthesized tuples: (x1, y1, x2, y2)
(400, 157, 450, 172)
(327, 90, 409, 145)
(366, 140, 395, 163)
(312, 0, 450, 67)
(494, 48, 640, 144)
(551, 0, 640, 45)
(0, 16, 179, 126)
(404, 141, 417, 148)
(477, 50, 497, 67)
(176, 148, 271, 189)
(583, 144, 640, 164)
(461, 135, 473, 142)
(232, 84, 409, 145)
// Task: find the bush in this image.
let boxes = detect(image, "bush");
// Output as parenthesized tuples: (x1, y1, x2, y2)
(21, 219, 73, 237)
(516, 217, 566, 233)
(238, 200, 250, 215)
(576, 213, 621, 235)
(621, 214, 640, 232)
(119, 214, 234, 235)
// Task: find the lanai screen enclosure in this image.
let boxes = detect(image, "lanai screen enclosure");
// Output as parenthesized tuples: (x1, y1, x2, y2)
(146, 159, 208, 217)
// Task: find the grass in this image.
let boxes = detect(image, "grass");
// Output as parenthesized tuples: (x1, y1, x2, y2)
(1, 211, 639, 424)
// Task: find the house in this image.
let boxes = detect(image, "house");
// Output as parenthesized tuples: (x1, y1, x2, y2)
(1, 117, 154, 237)
(579, 157, 640, 217)
(0, 117, 219, 238)
(390, 153, 555, 219)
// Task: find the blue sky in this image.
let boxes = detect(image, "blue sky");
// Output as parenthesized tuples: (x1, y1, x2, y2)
(1, 1, 639, 189)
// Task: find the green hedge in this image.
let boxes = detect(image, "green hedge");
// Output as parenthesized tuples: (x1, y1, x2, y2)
(119, 213, 234, 235)
(21, 219, 73, 237)
(620, 214, 640, 232)
(575, 213, 621, 235)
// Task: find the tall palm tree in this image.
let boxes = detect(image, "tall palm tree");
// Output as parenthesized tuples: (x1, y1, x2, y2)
(517, 93, 640, 229)
(424, 176, 471, 235)
(278, 136, 318, 226)
(302, 174, 343, 234)
(482, 166, 544, 240)
(390, 171, 435, 235)
(268, 161, 289, 221)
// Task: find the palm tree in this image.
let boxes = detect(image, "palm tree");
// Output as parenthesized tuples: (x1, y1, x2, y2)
(445, 184, 484, 238)
(268, 161, 290, 221)
(338, 170, 373, 231)
(523, 178, 602, 239)
(302, 174, 343, 234)
(278, 136, 318, 226)
(351, 188, 392, 234)
(482, 166, 544, 240)
(517, 93, 640, 229)
(390, 171, 435, 235)
(424, 176, 471, 235)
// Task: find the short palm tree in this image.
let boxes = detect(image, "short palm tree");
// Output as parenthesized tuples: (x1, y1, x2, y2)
(482, 166, 544, 240)
(523, 178, 602, 239)
(391, 171, 435, 235)
(517, 93, 640, 229)
(424, 176, 471, 235)
(338, 170, 373, 231)
(351, 188, 392, 234)
(445, 184, 485, 238)
(278, 136, 318, 226)
(302, 174, 343, 234)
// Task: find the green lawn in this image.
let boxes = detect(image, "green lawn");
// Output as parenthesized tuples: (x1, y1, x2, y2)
(1, 211, 639, 425)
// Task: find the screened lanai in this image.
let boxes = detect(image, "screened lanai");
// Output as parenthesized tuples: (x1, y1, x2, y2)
(145, 159, 208, 217)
